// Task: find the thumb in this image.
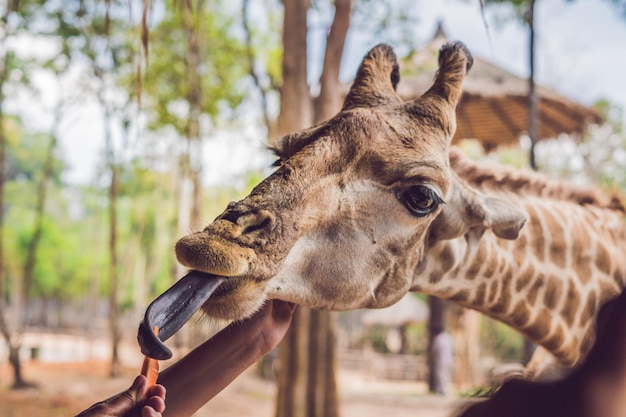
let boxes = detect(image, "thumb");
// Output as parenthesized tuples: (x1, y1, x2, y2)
(103, 376, 148, 415)
(75, 376, 148, 417)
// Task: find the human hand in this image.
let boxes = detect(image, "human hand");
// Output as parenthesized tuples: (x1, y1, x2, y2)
(75, 375, 166, 417)
(231, 299, 297, 357)
(154, 299, 295, 417)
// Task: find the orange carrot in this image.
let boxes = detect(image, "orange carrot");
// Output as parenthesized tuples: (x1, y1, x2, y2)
(140, 326, 160, 387)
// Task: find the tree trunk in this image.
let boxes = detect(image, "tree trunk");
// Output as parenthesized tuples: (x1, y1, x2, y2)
(0, 31, 28, 388)
(242, 0, 272, 134)
(449, 306, 481, 390)
(522, 0, 541, 360)
(274, 0, 313, 416)
(100, 86, 122, 377)
(527, 0, 538, 170)
(108, 163, 121, 377)
(277, 0, 312, 135)
(427, 296, 447, 393)
(275, 1, 351, 416)
(183, 2, 204, 232)
(314, 0, 351, 123)
(22, 124, 57, 325)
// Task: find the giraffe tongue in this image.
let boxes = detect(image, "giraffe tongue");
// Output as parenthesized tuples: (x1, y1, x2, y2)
(137, 271, 225, 360)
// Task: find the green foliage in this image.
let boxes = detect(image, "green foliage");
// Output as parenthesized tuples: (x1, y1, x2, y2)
(594, 99, 624, 132)
(459, 382, 500, 398)
(5, 188, 99, 300)
(350, 0, 421, 54)
(480, 317, 524, 361)
(5, 120, 65, 184)
(142, 0, 249, 134)
(367, 325, 391, 353)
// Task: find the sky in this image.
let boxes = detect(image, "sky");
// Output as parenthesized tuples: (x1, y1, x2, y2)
(337, 0, 626, 113)
(404, 0, 626, 112)
(14, 0, 626, 187)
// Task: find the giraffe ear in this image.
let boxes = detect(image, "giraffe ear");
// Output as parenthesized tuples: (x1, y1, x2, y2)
(429, 181, 528, 242)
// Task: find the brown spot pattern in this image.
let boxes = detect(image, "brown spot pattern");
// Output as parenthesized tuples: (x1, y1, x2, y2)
(515, 265, 535, 292)
(474, 282, 486, 306)
(449, 289, 469, 303)
(544, 210, 568, 269)
(526, 277, 544, 306)
(511, 233, 528, 262)
(543, 277, 561, 310)
(482, 251, 498, 279)
(524, 309, 553, 342)
(487, 278, 501, 305)
(429, 271, 442, 284)
(578, 291, 597, 328)
(595, 242, 612, 275)
(616, 267, 626, 287)
(571, 222, 593, 284)
(490, 283, 511, 315)
(439, 244, 456, 271)
(525, 206, 546, 262)
(542, 323, 566, 352)
(561, 280, 581, 327)
(465, 243, 487, 279)
(511, 300, 531, 328)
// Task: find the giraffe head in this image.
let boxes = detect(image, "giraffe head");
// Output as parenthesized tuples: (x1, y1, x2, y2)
(172, 42, 527, 320)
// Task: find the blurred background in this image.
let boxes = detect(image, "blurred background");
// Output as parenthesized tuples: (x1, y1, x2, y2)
(0, 0, 625, 416)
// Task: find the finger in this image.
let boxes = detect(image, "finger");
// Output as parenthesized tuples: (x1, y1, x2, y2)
(128, 375, 149, 402)
(75, 376, 152, 417)
(98, 376, 146, 415)
(271, 300, 297, 319)
(145, 395, 166, 413)
(141, 405, 162, 417)
(146, 383, 166, 400)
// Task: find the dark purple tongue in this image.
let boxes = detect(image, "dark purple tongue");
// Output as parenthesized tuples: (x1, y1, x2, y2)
(137, 271, 225, 360)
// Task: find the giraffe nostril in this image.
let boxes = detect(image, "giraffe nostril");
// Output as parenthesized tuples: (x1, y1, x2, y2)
(241, 210, 275, 235)
(242, 217, 272, 235)
(221, 210, 240, 224)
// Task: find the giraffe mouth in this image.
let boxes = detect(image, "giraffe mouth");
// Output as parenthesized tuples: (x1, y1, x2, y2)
(137, 271, 225, 360)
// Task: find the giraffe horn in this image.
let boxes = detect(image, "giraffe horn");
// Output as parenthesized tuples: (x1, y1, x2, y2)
(405, 41, 473, 141)
(427, 41, 473, 106)
(137, 271, 225, 360)
(342, 43, 403, 111)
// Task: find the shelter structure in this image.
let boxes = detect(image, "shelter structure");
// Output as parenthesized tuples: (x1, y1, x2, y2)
(397, 23, 603, 151)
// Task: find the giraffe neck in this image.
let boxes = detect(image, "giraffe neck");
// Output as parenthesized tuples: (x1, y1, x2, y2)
(413, 196, 626, 365)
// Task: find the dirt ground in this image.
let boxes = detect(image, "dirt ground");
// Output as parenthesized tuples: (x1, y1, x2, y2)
(0, 358, 473, 417)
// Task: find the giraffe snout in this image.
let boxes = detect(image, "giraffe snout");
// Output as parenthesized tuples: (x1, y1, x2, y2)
(174, 229, 255, 277)
(220, 209, 276, 237)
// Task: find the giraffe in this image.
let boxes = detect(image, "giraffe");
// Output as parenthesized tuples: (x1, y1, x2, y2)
(419, 149, 626, 370)
(141, 41, 626, 373)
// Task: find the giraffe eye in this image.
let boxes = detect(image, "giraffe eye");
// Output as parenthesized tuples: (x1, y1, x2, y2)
(400, 185, 443, 217)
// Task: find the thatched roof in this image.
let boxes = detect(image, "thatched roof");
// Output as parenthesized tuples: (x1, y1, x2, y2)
(336, 24, 603, 150)
(395, 25, 604, 149)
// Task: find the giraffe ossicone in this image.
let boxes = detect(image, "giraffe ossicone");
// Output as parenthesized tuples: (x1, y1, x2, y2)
(149, 41, 626, 369)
